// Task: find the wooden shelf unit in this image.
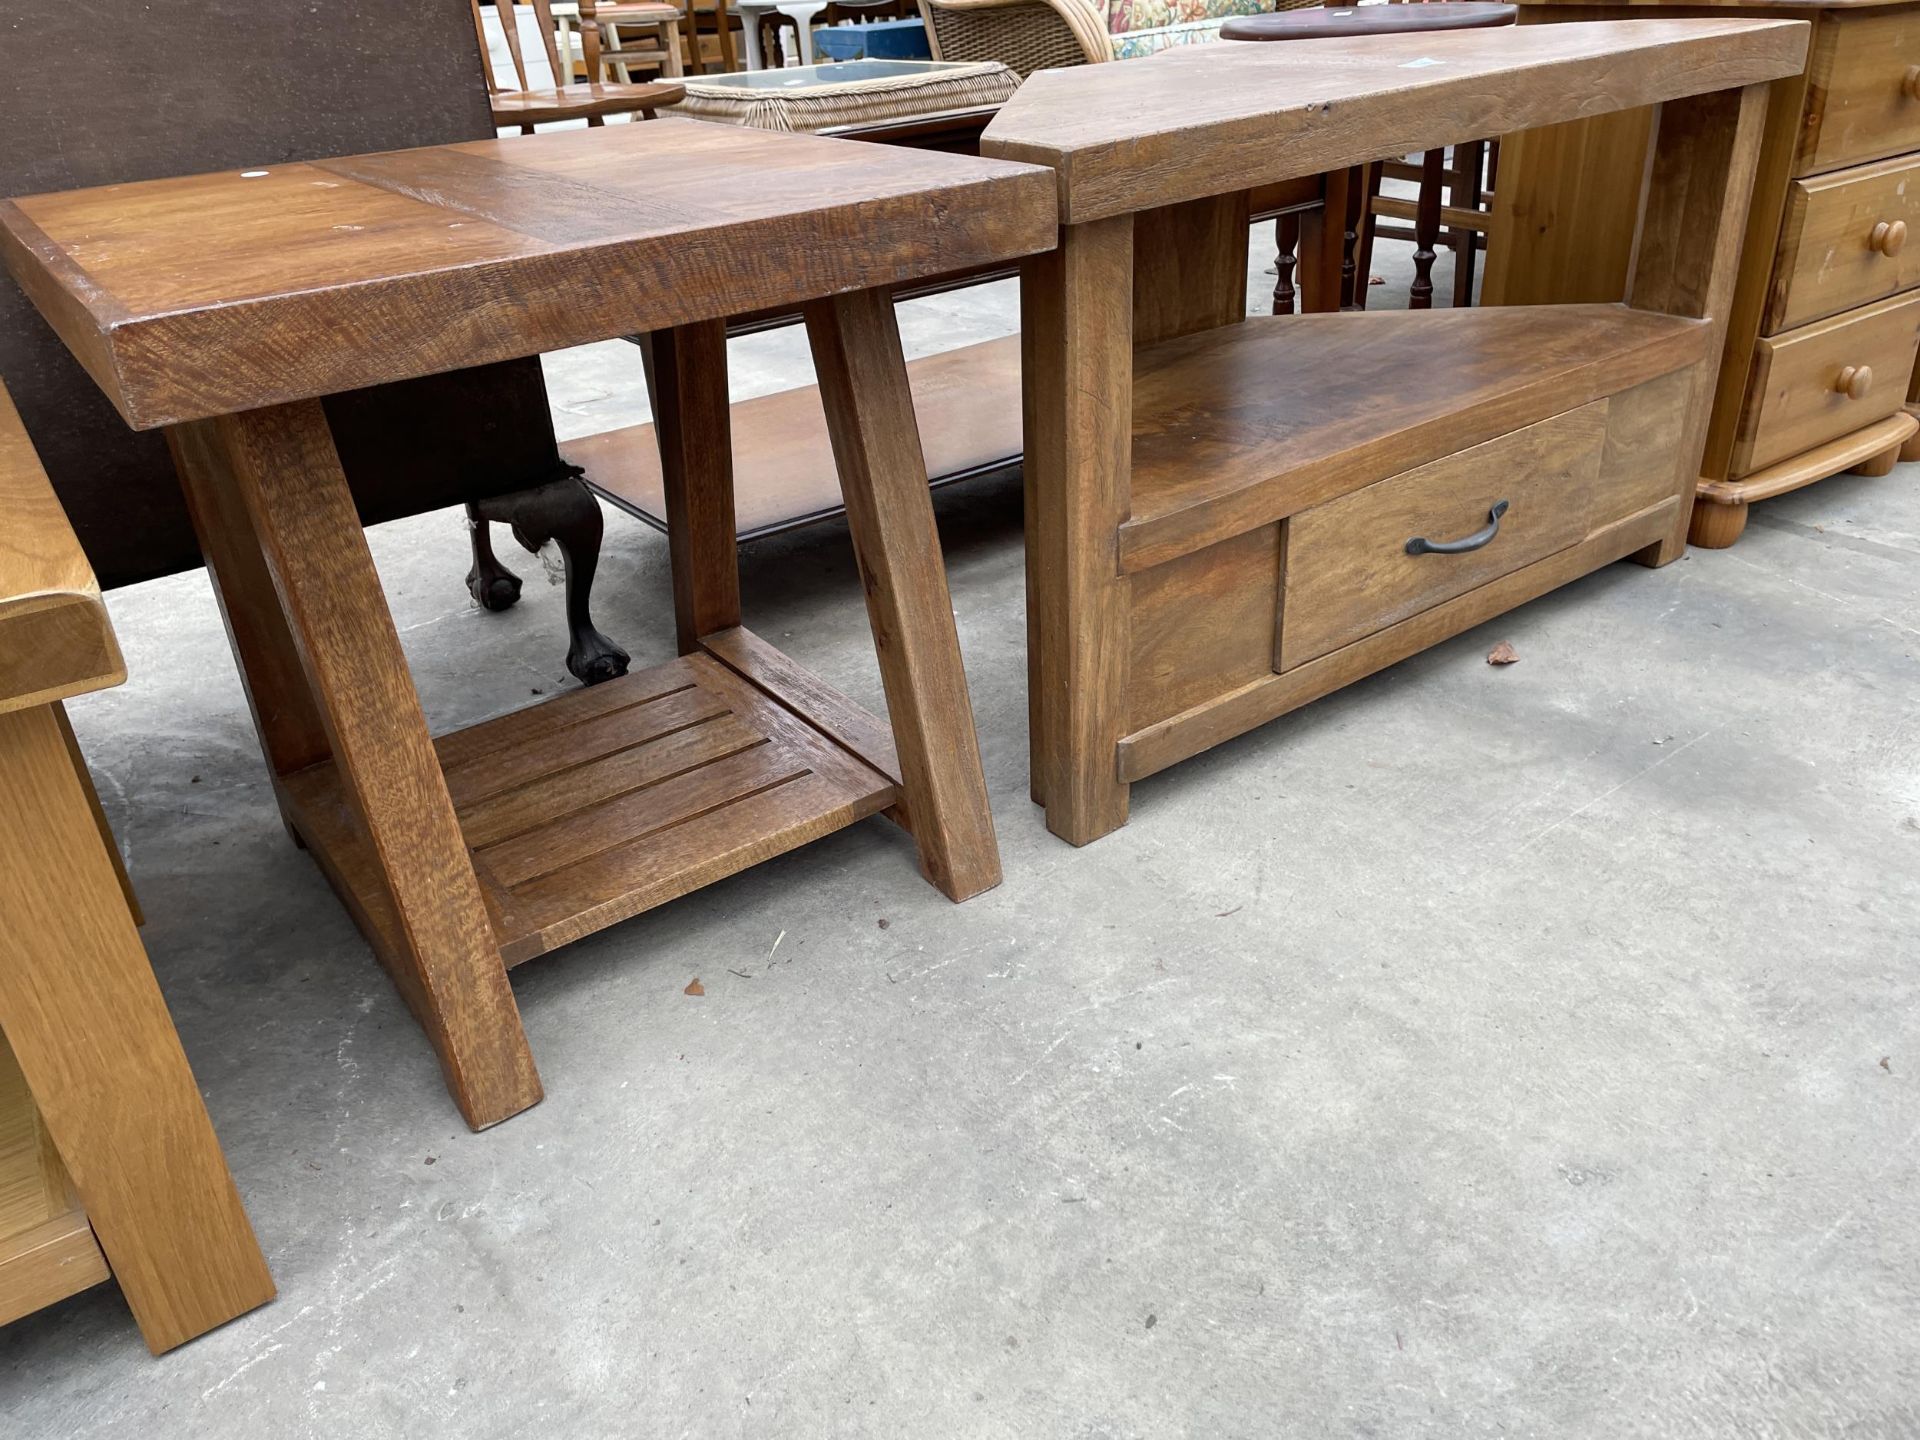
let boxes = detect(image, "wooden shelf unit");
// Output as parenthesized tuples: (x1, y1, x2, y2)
(279, 628, 904, 969)
(981, 17, 1803, 845)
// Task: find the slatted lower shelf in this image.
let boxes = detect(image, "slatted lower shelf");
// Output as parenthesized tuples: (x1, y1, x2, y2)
(280, 635, 900, 967)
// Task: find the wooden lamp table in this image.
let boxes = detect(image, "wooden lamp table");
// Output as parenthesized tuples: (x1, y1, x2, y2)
(0, 383, 272, 1351)
(980, 18, 1808, 845)
(0, 119, 1054, 1131)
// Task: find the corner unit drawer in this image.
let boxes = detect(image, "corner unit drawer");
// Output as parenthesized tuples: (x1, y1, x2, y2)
(1733, 292, 1920, 476)
(1278, 404, 1606, 670)
(1769, 154, 1920, 332)
(1801, 10, 1920, 175)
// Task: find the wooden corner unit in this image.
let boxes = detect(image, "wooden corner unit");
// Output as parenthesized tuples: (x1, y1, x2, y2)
(1, 122, 1054, 1129)
(1485, 0, 1920, 547)
(981, 19, 1804, 844)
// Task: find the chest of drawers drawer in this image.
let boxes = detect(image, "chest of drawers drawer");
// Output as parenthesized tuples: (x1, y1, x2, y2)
(1733, 291, 1920, 475)
(1801, 9, 1920, 174)
(1769, 154, 1920, 332)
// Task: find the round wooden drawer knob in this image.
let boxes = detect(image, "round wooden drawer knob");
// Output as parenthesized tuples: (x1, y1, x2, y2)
(1836, 364, 1875, 400)
(1871, 220, 1909, 257)
(1906, 65, 1920, 100)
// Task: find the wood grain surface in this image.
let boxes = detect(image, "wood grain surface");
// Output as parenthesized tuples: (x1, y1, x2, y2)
(0, 118, 1056, 428)
(0, 382, 123, 716)
(981, 18, 1807, 221)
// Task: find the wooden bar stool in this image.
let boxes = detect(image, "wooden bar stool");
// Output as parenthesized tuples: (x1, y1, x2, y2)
(0, 382, 273, 1352)
(1222, 2, 1514, 312)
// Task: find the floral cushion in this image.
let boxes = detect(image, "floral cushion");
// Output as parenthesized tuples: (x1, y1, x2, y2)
(1102, 0, 1268, 37)
(1107, 16, 1235, 57)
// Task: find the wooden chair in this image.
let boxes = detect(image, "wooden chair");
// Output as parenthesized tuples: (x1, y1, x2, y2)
(0, 381, 274, 1353)
(584, 1, 688, 79)
(473, 0, 685, 129)
(680, 0, 745, 74)
(1222, 2, 1512, 312)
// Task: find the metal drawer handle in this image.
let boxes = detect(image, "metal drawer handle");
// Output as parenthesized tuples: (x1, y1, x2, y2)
(1836, 364, 1875, 401)
(1871, 220, 1908, 257)
(1406, 499, 1509, 556)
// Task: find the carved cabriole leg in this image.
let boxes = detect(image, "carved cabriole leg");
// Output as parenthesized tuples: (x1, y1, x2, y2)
(1023, 216, 1134, 846)
(0, 703, 274, 1353)
(464, 503, 524, 612)
(645, 320, 743, 654)
(470, 477, 632, 685)
(1624, 83, 1771, 568)
(805, 289, 1003, 900)
(168, 402, 542, 1131)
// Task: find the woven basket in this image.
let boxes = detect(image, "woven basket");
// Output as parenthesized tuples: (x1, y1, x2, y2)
(669, 60, 1019, 131)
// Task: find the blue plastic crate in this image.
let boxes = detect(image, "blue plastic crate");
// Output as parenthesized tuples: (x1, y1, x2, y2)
(812, 17, 933, 61)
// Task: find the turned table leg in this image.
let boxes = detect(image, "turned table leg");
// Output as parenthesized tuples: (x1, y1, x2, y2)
(1022, 217, 1135, 846)
(169, 402, 542, 1131)
(0, 704, 273, 1352)
(805, 290, 1003, 900)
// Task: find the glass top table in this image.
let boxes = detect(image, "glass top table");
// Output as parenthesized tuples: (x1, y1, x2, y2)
(686, 59, 982, 89)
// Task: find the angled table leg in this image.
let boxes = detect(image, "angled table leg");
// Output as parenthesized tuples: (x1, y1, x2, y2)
(169, 401, 542, 1131)
(804, 289, 1003, 901)
(0, 703, 274, 1353)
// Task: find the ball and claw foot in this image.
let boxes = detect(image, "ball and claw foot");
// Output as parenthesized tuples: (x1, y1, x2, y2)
(467, 474, 631, 687)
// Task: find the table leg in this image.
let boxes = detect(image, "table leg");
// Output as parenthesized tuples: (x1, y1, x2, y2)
(793, 3, 821, 63)
(645, 321, 743, 652)
(0, 703, 274, 1353)
(739, 5, 765, 68)
(1021, 216, 1134, 846)
(804, 290, 1002, 900)
(168, 402, 542, 1131)
(1623, 82, 1769, 568)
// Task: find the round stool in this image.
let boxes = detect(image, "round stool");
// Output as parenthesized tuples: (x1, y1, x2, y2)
(1222, 3, 1516, 313)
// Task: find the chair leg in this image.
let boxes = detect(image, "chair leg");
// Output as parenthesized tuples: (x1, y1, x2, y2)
(1411, 147, 1444, 310)
(1352, 161, 1383, 312)
(465, 505, 524, 613)
(1452, 139, 1487, 309)
(1272, 212, 1300, 316)
(470, 476, 632, 687)
(1340, 164, 1364, 309)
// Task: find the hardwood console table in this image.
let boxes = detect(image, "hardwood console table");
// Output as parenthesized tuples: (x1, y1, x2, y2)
(0, 119, 1053, 1130)
(981, 18, 1808, 845)
(1486, 0, 1920, 547)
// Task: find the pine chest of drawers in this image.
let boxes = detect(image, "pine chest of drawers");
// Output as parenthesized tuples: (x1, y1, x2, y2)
(1488, 0, 1920, 546)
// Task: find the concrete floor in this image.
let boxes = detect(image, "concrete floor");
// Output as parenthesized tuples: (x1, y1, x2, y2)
(5, 234, 1919, 1439)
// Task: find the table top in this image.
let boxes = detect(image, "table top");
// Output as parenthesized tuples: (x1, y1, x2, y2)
(981, 17, 1809, 223)
(0, 116, 1054, 430)
(681, 58, 998, 92)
